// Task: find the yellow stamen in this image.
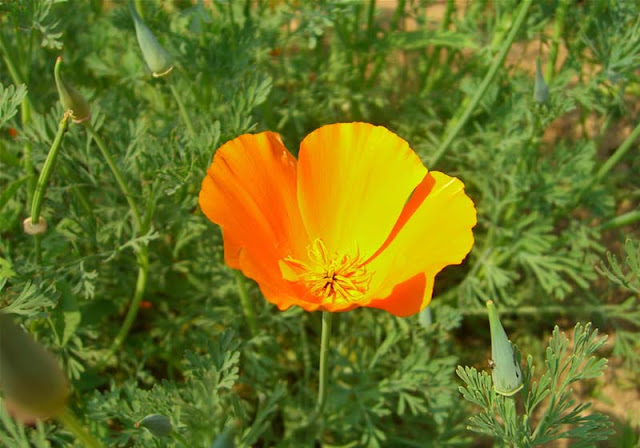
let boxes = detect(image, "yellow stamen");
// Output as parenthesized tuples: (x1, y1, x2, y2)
(283, 239, 372, 305)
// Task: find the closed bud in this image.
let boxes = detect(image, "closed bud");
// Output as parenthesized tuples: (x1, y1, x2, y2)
(135, 414, 172, 438)
(54, 57, 91, 123)
(534, 58, 550, 105)
(486, 300, 523, 396)
(0, 314, 69, 420)
(129, 2, 173, 77)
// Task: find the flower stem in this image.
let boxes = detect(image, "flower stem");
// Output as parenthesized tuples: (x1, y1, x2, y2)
(595, 120, 640, 183)
(430, 0, 534, 167)
(30, 113, 70, 225)
(85, 122, 150, 367)
(315, 311, 333, 415)
(545, 0, 569, 83)
(599, 210, 640, 231)
(57, 407, 105, 448)
(168, 80, 196, 139)
(234, 270, 258, 337)
(84, 122, 143, 232)
(98, 249, 149, 367)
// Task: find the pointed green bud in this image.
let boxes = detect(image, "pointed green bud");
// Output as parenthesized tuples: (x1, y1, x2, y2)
(534, 58, 550, 105)
(54, 57, 91, 124)
(135, 414, 172, 438)
(0, 314, 69, 419)
(486, 300, 523, 396)
(129, 2, 173, 77)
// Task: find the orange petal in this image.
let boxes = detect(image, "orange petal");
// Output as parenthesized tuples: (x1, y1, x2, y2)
(366, 273, 434, 317)
(296, 123, 427, 259)
(199, 132, 308, 303)
(365, 171, 476, 312)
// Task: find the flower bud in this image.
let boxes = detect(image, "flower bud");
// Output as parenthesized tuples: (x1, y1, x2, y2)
(486, 300, 523, 396)
(0, 314, 69, 419)
(129, 3, 173, 77)
(534, 58, 550, 105)
(135, 414, 172, 438)
(54, 57, 91, 123)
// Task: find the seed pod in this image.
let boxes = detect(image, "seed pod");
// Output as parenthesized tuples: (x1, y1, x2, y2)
(129, 2, 173, 77)
(0, 314, 69, 419)
(486, 300, 523, 396)
(135, 414, 172, 438)
(534, 58, 550, 105)
(54, 57, 91, 123)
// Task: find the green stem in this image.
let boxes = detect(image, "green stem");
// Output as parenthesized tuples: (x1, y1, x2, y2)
(85, 122, 143, 232)
(97, 249, 149, 367)
(30, 114, 70, 224)
(168, 81, 196, 139)
(234, 270, 258, 337)
(599, 210, 640, 231)
(57, 407, 105, 448)
(595, 120, 640, 183)
(315, 312, 333, 416)
(430, 0, 533, 167)
(422, 0, 455, 91)
(85, 122, 150, 367)
(545, 0, 569, 83)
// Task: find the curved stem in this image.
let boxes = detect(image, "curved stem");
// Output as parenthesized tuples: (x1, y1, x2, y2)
(234, 270, 258, 337)
(168, 81, 196, 139)
(595, 120, 640, 183)
(85, 122, 150, 367)
(97, 249, 149, 367)
(30, 114, 70, 224)
(58, 407, 105, 448)
(84, 122, 142, 232)
(430, 0, 534, 167)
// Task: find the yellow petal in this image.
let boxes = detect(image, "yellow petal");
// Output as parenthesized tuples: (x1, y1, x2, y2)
(365, 171, 477, 312)
(296, 123, 427, 259)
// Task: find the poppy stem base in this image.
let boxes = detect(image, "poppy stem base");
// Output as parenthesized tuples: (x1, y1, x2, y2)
(315, 311, 333, 415)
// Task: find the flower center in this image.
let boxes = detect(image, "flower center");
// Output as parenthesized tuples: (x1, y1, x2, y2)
(282, 239, 372, 305)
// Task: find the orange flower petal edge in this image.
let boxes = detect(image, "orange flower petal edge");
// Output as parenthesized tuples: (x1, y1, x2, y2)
(199, 122, 477, 317)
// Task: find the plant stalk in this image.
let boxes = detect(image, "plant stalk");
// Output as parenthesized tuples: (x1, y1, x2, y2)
(430, 0, 533, 167)
(315, 311, 333, 415)
(30, 114, 70, 224)
(234, 270, 258, 337)
(85, 122, 150, 367)
(85, 123, 142, 231)
(58, 407, 105, 448)
(168, 81, 196, 139)
(599, 210, 640, 230)
(545, 0, 569, 82)
(595, 120, 640, 183)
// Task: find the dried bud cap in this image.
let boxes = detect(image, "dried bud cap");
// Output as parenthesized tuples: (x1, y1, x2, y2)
(135, 414, 172, 438)
(486, 300, 523, 396)
(54, 57, 91, 123)
(129, 2, 173, 77)
(23, 217, 47, 235)
(0, 314, 70, 420)
(534, 58, 550, 105)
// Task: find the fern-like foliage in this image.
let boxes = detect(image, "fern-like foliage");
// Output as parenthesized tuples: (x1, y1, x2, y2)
(458, 323, 613, 447)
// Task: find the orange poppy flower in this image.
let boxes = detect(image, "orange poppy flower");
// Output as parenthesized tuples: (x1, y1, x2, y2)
(199, 123, 476, 316)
